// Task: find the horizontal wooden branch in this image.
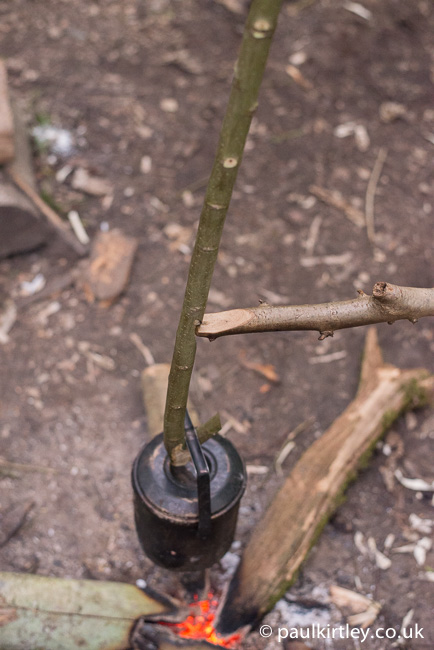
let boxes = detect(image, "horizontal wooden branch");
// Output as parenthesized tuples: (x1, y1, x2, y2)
(197, 282, 434, 340)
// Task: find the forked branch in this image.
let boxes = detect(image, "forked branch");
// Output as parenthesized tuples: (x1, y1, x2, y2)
(197, 282, 434, 340)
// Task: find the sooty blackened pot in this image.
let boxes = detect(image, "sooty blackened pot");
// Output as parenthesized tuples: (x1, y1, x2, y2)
(132, 421, 246, 572)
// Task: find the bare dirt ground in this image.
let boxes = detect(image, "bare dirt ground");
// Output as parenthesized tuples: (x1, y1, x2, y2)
(0, 0, 433, 648)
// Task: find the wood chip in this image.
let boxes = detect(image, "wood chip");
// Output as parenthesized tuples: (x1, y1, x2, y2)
(409, 513, 434, 535)
(79, 229, 138, 303)
(330, 585, 381, 629)
(246, 465, 269, 475)
(214, 0, 246, 14)
(379, 102, 407, 123)
(71, 168, 113, 197)
(343, 2, 372, 20)
(330, 585, 372, 614)
(162, 49, 203, 75)
(367, 536, 392, 570)
(301, 252, 353, 268)
(285, 64, 313, 90)
(395, 469, 434, 491)
(130, 333, 155, 366)
(309, 350, 347, 364)
(348, 603, 381, 628)
(67, 210, 90, 245)
(0, 300, 17, 344)
(414, 537, 432, 566)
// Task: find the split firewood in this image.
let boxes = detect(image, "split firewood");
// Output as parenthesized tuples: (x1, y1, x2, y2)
(0, 60, 14, 164)
(217, 328, 434, 633)
(78, 229, 138, 304)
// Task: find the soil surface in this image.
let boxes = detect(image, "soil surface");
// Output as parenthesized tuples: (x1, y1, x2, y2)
(1, 0, 433, 648)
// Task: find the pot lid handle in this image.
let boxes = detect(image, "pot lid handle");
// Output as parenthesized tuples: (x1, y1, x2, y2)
(184, 410, 212, 538)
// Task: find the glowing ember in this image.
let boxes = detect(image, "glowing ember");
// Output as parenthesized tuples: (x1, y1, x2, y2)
(162, 592, 241, 648)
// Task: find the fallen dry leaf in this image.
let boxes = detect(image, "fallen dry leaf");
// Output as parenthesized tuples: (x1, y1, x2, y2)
(239, 349, 280, 383)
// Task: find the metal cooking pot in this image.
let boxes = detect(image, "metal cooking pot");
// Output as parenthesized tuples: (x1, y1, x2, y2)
(131, 414, 246, 571)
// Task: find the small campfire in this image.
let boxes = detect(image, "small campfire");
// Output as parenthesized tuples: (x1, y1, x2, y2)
(160, 592, 242, 648)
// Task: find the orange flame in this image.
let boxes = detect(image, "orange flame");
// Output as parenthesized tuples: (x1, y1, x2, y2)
(163, 592, 241, 648)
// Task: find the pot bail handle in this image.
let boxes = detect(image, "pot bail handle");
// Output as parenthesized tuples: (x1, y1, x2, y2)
(184, 410, 212, 538)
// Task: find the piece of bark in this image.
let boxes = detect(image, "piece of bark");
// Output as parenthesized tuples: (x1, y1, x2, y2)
(217, 328, 434, 634)
(0, 60, 14, 164)
(79, 229, 138, 304)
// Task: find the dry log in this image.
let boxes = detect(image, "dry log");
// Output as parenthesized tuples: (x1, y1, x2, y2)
(217, 328, 434, 633)
(197, 282, 434, 340)
(0, 60, 14, 164)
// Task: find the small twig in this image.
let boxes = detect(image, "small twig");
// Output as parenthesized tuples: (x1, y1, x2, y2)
(309, 350, 347, 364)
(67, 210, 90, 245)
(7, 168, 89, 256)
(303, 215, 322, 256)
(274, 417, 314, 475)
(197, 282, 434, 339)
(309, 184, 365, 227)
(365, 147, 387, 243)
(0, 457, 58, 476)
(130, 333, 155, 366)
